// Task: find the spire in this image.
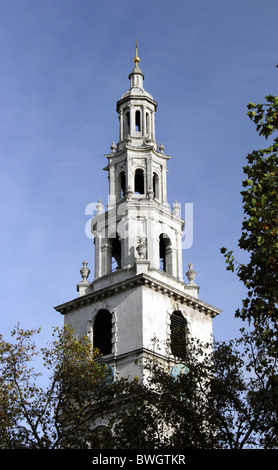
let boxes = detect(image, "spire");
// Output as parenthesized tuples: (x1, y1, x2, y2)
(129, 40, 144, 83)
(133, 39, 140, 66)
(116, 41, 157, 149)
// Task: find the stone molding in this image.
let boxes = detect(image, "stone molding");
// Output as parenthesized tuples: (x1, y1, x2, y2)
(54, 272, 221, 318)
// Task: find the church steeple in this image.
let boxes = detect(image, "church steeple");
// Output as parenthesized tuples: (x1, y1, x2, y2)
(88, 47, 186, 282)
(54, 47, 221, 386)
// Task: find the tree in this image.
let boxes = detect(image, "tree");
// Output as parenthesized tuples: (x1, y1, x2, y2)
(212, 330, 278, 449)
(1, 325, 277, 449)
(0, 324, 111, 448)
(103, 332, 278, 449)
(221, 85, 278, 355)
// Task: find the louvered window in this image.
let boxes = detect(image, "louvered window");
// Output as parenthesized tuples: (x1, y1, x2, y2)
(93, 310, 112, 356)
(170, 311, 187, 360)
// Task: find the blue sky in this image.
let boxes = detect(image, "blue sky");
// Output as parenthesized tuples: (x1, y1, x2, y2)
(0, 0, 277, 348)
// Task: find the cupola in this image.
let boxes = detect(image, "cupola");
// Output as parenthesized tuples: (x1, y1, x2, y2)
(116, 42, 157, 149)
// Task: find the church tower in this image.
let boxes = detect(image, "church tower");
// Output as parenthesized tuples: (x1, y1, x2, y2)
(54, 45, 221, 381)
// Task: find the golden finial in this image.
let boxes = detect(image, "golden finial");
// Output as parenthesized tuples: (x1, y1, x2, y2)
(133, 39, 140, 66)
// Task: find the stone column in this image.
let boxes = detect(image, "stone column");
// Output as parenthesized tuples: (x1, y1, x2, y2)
(119, 109, 123, 141)
(126, 156, 134, 194)
(130, 105, 135, 137)
(142, 105, 146, 137)
(162, 164, 167, 204)
(109, 164, 116, 205)
(94, 233, 101, 279)
(147, 156, 153, 198)
(101, 242, 112, 276)
(151, 111, 155, 142)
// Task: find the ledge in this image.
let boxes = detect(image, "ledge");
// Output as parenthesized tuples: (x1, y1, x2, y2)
(54, 272, 221, 318)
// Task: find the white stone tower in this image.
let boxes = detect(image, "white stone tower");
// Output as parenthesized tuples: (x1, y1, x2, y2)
(54, 45, 221, 381)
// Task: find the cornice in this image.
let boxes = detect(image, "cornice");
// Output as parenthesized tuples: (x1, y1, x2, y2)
(104, 144, 171, 163)
(116, 92, 157, 113)
(54, 272, 221, 318)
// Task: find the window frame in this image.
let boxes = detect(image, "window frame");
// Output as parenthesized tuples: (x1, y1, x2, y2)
(93, 309, 112, 356)
(170, 310, 187, 361)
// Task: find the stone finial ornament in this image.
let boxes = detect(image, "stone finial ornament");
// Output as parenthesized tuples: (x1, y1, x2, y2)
(172, 200, 180, 216)
(80, 260, 90, 283)
(186, 262, 196, 284)
(96, 199, 103, 214)
(147, 187, 154, 200)
(136, 238, 147, 259)
(126, 185, 133, 200)
(110, 142, 116, 152)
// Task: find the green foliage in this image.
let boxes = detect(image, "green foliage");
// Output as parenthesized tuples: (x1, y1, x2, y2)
(0, 324, 110, 448)
(221, 85, 278, 354)
(0, 326, 277, 449)
(103, 333, 278, 449)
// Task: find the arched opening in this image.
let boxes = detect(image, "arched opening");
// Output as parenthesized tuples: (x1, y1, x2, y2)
(170, 311, 187, 361)
(159, 234, 166, 271)
(119, 171, 126, 198)
(159, 233, 172, 274)
(89, 426, 113, 449)
(135, 109, 141, 132)
(93, 310, 112, 356)
(134, 169, 144, 195)
(124, 111, 130, 136)
(111, 234, 121, 271)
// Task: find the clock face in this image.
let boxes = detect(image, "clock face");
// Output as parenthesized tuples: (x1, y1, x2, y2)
(170, 363, 189, 379)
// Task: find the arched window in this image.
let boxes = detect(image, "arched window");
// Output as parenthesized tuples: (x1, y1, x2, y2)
(119, 171, 126, 198)
(124, 111, 130, 136)
(159, 234, 166, 271)
(134, 169, 144, 194)
(159, 234, 172, 274)
(93, 309, 112, 356)
(170, 311, 187, 360)
(135, 110, 141, 132)
(89, 426, 113, 449)
(111, 234, 121, 271)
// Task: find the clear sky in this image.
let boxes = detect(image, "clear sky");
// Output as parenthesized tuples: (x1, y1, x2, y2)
(0, 0, 277, 348)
